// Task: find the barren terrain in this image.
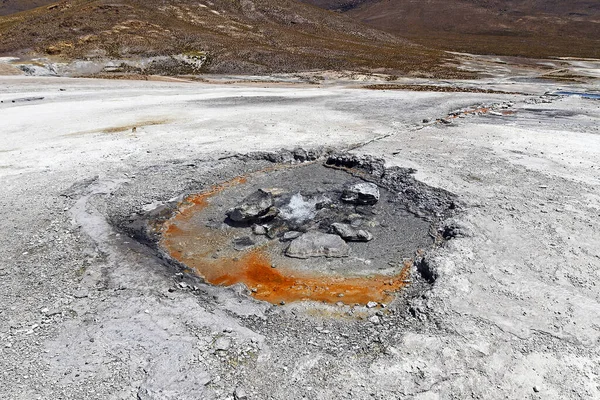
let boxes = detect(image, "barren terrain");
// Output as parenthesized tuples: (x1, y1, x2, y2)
(1, 56, 599, 399)
(303, 0, 600, 59)
(0, 0, 457, 76)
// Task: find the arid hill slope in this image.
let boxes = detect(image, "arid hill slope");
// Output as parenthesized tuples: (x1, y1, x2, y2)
(301, 0, 600, 58)
(0, 0, 461, 76)
(0, 0, 57, 16)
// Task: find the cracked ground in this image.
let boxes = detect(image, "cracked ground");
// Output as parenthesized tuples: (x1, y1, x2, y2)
(1, 74, 599, 399)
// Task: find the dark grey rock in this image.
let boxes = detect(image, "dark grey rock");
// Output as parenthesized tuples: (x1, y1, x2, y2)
(341, 183, 380, 205)
(331, 223, 373, 242)
(233, 236, 256, 251)
(227, 190, 277, 222)
(282, 231, 303, 241)
(265, 220, 288, 239)
(285, 231, 350, 259)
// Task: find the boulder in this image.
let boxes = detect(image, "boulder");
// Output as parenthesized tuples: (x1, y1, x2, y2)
(341, 182, 380, 205)
(285, 231, 350, 259)
(227, 190, 278, 222)
(331, 223, 373, 242)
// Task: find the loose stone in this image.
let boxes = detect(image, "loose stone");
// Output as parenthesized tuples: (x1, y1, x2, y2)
(227, 189, 277, 222)
(341, 182, 380, 205)
(331, 223, 373, 242)
(234, 387, 248, 400)
(282, 231, 303, 241)
(214, 337, 231, 351)
(285, 231, 350, 259)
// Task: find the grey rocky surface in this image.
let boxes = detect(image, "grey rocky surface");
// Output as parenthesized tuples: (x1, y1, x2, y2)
(1, 74, 599, 400)
(285, 231, 351, 259)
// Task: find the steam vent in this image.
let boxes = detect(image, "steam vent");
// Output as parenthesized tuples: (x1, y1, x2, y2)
(157, 156, 453, 306)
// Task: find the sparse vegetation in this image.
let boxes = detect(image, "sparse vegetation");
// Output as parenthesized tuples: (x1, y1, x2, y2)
(0, 0, 470, 77)
(304, 0, 600, 59)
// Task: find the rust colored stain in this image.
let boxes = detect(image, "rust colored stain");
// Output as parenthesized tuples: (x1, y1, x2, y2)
(172, 176, 248, 223)
(160, 176, 412, 305)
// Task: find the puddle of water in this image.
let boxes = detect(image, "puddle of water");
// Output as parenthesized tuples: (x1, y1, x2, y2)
(63, 118, 172, 136)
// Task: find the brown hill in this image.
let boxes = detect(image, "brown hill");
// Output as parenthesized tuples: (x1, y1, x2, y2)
(0, 0, 57, 16)
(0, 0, 463, 76)
(301, 0, 600, 58)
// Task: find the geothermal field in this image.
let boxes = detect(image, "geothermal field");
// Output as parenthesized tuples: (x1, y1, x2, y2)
(1, 55, 600, 399)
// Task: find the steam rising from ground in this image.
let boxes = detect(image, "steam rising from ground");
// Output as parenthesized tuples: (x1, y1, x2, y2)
(279, 193, 329, 223)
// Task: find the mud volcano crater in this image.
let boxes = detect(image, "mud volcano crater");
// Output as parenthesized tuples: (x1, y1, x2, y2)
(125, 152, 458, 306)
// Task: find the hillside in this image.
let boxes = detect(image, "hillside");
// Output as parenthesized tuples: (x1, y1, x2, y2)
(301, 0, 600, 58)
(0, 0, 461, 76)
(0, 0, 56, 16)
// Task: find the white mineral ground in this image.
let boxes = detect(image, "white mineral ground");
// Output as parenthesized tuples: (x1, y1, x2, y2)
(1, 55, 599, 399)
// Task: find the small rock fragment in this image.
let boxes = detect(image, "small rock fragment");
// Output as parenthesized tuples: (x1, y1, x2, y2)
(366, 301, 378, 308)
(331, 223, 373, 242)
(252, 224, 267, 235)
(73, 290, 88, 299)
(341, 183, 380, 205)
(266, 223, 287, 239)
(214, 337, 231, 351)
(234, 387, 248, 400)
(233, 236, 256, 251)
(282, 231, 303, 241)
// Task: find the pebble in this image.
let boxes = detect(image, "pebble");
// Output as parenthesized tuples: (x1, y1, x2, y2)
(368, 315, 380, 324)
(282, 231, 303, 241)
(533, 386, 540, 393)
(73, 290, 88, 299)
(366, 301, 378, 308)
(215, 337, 231, 351)
(234, 387, 248, 400)
(178, 282, 188, 289)
(252, 224, 267, 235)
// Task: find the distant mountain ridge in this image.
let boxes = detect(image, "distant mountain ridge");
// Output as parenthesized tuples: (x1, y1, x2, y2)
(300, 0, 600, 58)
(0, 0, 57, 16)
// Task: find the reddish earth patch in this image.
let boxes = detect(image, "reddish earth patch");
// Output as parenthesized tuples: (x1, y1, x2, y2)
(160, 178, 413, 305)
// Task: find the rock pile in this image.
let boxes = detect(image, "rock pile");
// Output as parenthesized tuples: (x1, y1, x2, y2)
(225, 181, 381, 258)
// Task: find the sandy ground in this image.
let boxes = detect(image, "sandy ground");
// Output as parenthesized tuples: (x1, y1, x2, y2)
(1, 73, 599, 399)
